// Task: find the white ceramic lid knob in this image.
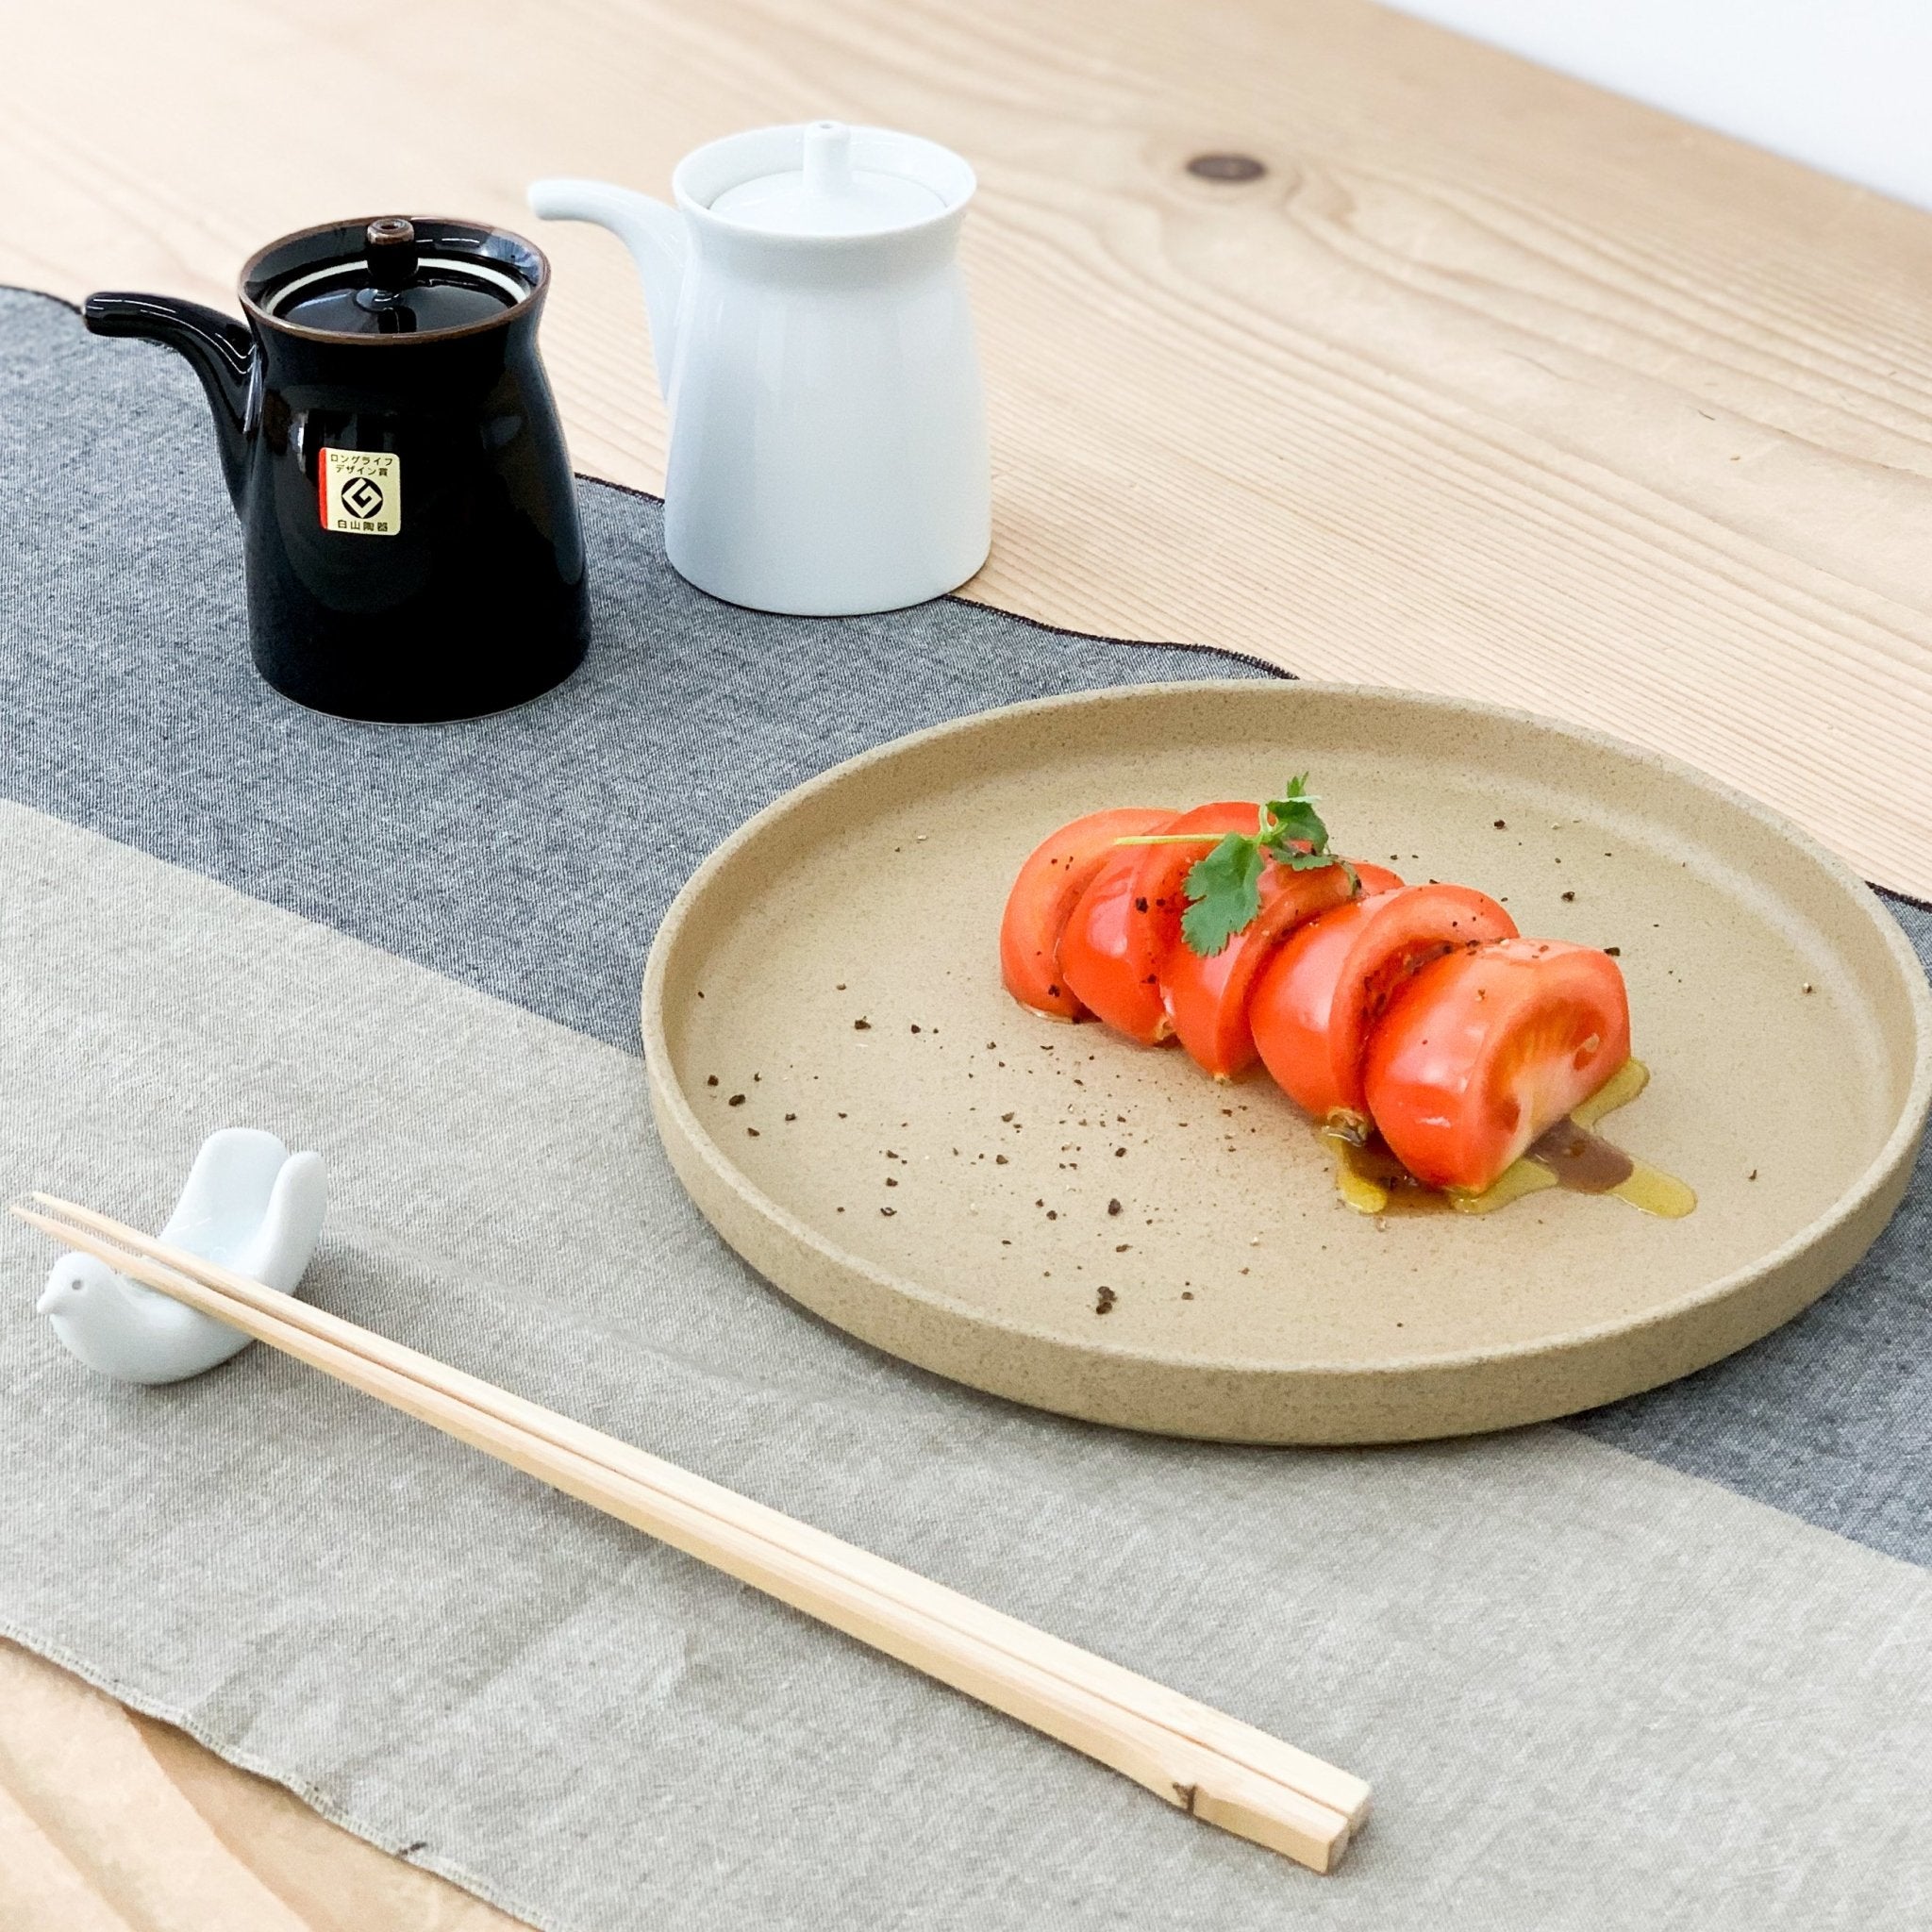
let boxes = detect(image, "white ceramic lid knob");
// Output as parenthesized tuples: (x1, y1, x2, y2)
(801, 121, 855, 201)
(708, 120, 944, 236)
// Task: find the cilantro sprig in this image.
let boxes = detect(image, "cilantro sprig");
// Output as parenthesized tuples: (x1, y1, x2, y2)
(1115, 776, 1357, 958)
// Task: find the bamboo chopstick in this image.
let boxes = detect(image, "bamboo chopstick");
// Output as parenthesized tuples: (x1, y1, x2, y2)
(19, 1197, 1369, 1872)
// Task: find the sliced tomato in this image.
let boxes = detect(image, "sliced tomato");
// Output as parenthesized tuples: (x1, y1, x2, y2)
(1324, 884, 1518, 1114)
(1249, 875, 1507, 1120)
(1250, 891, 1401, 1118)
(1058, 849, 1172, 1043)
(1351, 861, 1407, 896)
(1129, 799, 1261, 959)
(1061, 800, 1255, 1043)
(1000, 808, 1175, 1019)
(1362, 938, 1631, 1193)
(1162, 859, 1358, 1077)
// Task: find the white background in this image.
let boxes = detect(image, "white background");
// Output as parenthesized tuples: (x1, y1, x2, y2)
(1380, 0, 1932, 211)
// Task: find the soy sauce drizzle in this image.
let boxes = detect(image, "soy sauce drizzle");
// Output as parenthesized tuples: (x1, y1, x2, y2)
(1318, 1058, 1696, 1220)
(1524, 1117, 1633, 1192)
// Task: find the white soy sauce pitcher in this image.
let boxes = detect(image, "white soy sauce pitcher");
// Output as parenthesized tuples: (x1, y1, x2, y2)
(530, 122, 991, 616)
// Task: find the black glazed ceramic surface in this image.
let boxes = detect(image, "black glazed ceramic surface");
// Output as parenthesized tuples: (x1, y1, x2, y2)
(83, 217, 588, 723)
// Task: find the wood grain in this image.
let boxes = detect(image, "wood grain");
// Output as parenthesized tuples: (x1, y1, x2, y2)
(5, 0, 1931, 1921)
(0, 1640, 516, 1932)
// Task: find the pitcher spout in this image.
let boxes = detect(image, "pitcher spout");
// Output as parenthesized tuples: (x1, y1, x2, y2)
(82, 294, 254, 510)
(527, 179, 687, 400)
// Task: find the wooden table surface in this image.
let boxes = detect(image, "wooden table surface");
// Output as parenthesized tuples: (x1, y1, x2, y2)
(6, 0, 1931, 1923)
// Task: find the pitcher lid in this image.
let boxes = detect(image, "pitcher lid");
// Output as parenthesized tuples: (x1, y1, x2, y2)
(707, 122, 948, 237)
(243, 217, 543, 341)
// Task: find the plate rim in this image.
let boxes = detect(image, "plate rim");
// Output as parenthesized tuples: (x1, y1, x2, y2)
(641, 679, 1932, 1391)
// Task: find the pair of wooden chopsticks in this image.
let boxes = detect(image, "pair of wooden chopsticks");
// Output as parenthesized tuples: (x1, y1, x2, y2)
(17, 1195, 1370, 1873)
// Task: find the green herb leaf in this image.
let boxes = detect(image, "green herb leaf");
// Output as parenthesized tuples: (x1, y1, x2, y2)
(1261, 775, 1329, 856)
(1179, 834, 1268, 958)
(1176, 774, 1357, 956)
(1283, 847, 1360, 893)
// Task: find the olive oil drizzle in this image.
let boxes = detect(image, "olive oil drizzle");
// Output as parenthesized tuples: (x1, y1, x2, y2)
(1318, 1058, 1696, 1220)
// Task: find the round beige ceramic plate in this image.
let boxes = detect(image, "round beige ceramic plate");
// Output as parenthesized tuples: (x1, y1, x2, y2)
(642, 683, 1932, 1443)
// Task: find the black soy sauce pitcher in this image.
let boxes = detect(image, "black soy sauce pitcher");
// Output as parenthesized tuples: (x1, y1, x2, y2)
(85, 216, 589, 722)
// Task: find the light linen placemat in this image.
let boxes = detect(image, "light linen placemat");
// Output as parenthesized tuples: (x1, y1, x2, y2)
(3, 286, 1930, 1929)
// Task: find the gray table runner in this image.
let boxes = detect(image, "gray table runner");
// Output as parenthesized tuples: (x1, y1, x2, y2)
(3, 286, 1929, 1928)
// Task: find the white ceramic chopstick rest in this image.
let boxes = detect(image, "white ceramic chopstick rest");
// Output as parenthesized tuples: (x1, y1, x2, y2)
(36, 1129, 325, 1384)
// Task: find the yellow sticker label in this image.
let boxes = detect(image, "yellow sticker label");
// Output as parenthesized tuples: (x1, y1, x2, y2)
(319, 447, 401, 537)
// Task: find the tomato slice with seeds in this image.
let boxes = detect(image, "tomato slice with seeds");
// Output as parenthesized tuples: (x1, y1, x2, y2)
(1362, 938, 1631, 1193)
(1061, 800, 1256, 1043)
(1252, 880, 1510, 1119)
(1162, 858, 1359, 1077)
(1000, 808, 1175, 1019)
(1324, 883, 1518, 1114)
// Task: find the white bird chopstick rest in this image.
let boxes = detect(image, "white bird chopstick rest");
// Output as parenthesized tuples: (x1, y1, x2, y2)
(37, 1129, 325, 1384)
